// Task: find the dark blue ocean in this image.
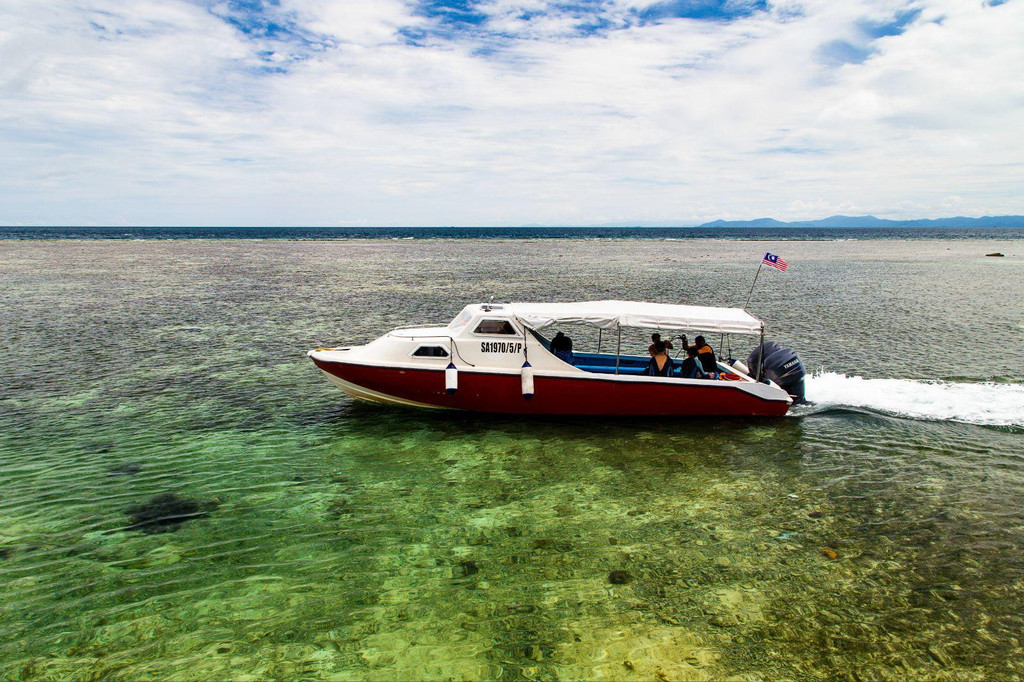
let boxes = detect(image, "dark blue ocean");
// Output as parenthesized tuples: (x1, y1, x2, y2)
(3, 225, 1024, 240)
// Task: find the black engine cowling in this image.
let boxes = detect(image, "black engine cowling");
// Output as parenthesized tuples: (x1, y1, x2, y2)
(747, 341, 806, 403)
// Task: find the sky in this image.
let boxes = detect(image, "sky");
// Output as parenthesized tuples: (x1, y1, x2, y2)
(1, 0, 1022, 226)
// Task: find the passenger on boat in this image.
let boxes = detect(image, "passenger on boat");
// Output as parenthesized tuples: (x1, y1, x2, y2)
(648, 333, 673, 357)
(646, 341, 675, 377)
(680, 348, 709, 379)
(680, 335, 717, 373)
(550, 331, 575, 364)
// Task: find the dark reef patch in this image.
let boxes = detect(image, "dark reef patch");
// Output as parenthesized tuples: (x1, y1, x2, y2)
(608, 570, 632, 584)
(125, 493, 218, 534)
(456, 560, 479, 577)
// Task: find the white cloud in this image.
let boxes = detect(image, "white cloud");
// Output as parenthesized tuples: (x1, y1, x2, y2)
(1, 0, 1022, 225)
(292, 0, 416, 47)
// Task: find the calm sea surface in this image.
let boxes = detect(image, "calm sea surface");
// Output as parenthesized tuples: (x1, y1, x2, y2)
(3, 225, 1024, 241)
(1, 237, 1023, 680)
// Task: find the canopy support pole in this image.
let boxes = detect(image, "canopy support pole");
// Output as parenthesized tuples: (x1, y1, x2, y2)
(615, 325, 622, 375)
(756, 328, 765, 381)
(598, 329, 603, 354)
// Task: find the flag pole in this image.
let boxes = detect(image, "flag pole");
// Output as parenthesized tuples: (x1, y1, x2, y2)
(743, 259, 764, 310)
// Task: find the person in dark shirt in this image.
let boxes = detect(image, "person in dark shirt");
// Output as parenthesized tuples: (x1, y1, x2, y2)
(679, 347, 708, 379)
(680, 334, 717, 373)
(646, 341, 674, 376)
(550, 331, 574, 364)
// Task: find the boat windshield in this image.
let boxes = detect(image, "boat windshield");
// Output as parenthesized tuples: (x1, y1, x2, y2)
(447, 309, 474, 330)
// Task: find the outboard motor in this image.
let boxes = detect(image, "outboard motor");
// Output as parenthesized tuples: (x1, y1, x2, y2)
(748, 341, 806, 403)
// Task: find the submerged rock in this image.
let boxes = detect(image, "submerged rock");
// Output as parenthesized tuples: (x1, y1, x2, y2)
(107, 463, 143, 477)
(457, 560, 479, 577)
(608, 570, 632, 584)
(125, 493, 218, 534)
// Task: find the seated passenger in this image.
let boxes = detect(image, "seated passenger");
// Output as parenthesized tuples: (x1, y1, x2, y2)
(680, 334, 717, 373)
(550, 331, 575, 364)
(646, 341, 675, 377)
(680, 348, 708, 379)
(648, 333, 673, 358)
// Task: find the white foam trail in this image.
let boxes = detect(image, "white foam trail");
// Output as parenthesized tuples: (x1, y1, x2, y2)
(801, 372, 1024, 427)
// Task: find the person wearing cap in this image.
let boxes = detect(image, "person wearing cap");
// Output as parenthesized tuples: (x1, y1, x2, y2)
(648, 333, 673, 358)
(680, 334, 717, 374)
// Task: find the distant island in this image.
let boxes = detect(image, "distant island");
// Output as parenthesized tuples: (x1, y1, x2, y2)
(695, 215, 1024, 228)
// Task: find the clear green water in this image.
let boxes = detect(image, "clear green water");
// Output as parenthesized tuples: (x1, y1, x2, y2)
(1, 239, 1023, 680)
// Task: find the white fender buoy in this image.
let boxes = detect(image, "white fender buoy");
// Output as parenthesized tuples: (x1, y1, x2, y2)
(445, 362, 458, 394)
(521, 361, 534, 399)
(729, 359, 750, 376)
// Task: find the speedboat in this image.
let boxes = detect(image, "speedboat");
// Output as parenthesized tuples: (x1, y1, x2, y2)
(307, 301, 804, 417)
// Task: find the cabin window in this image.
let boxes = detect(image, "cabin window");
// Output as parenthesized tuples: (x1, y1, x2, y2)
(412, 345, 449, 358)
(474, 319, 518, 335)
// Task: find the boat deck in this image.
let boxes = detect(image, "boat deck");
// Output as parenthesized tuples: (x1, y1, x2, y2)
(568, 352, 745, 380)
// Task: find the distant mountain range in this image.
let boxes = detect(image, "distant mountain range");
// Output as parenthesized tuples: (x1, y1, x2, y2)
(695, 215, 1024, 228)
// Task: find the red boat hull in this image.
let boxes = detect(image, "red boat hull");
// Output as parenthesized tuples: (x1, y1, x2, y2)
(312, 359, 790, 417)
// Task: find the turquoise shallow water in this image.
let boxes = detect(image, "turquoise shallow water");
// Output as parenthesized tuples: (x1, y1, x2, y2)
(1, 239, 1023, 680)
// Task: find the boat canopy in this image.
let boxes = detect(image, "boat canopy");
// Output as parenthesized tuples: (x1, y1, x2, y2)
(507, 300, 764, 336)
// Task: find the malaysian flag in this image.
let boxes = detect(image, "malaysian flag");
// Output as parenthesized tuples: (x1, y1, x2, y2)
(762, 252, 788, 271)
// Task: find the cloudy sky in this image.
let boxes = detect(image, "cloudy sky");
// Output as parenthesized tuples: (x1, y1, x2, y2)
(1, 0, 1021, 226)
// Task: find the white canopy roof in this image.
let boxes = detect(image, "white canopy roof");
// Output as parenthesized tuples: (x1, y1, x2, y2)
(507, 300, 764, 335)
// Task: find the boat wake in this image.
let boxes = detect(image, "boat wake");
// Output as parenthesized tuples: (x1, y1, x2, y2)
(796, 372, 1024, 427)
